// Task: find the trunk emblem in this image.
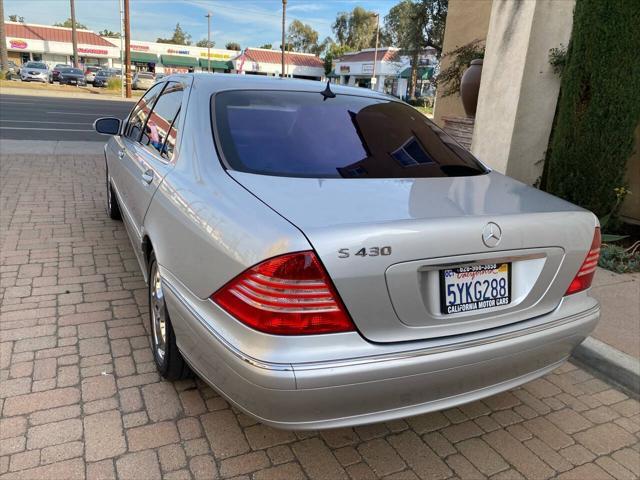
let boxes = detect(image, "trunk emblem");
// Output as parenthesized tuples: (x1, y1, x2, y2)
(482, 222, 502, 248)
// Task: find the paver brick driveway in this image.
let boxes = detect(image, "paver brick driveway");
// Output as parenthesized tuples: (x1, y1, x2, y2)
(1, 153, 639, 480)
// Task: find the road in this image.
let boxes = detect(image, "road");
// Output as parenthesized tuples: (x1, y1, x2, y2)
(0, 93, 134, 142)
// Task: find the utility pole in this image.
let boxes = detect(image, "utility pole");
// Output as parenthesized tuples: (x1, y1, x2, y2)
(205, 12, 211, 73)
(371, 13, 380, 91)
(0, 0, 9, 76)
(119, 0, 124, 98)
(281, 0, 286, 78)
(70, 0, 79, 68)
(124, 0, 131, 98)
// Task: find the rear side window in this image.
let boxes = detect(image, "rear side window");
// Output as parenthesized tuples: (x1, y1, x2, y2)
(124, 83, 164, 141)
(141, 82, 184, 160)
(213, 90, 488, 178)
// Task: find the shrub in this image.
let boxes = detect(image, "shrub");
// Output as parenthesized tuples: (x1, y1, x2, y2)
(544, 0, 640, 218)
(107, 77, 122, 91)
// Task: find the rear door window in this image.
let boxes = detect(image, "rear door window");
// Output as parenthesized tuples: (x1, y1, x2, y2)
(140, 82, 184, 160)
(212, 90, 488, 178)
(124, 83, 164, 141)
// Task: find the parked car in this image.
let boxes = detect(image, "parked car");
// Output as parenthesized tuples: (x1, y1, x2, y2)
(20, 61, 49, 83)
(49, 63, 72, 83)
(57, 67, 87, 86)
(93, 69, 116, 87)
(132, 71, 155, 90)
(84, 65, 101, 84)
(94, 75, 601, 430)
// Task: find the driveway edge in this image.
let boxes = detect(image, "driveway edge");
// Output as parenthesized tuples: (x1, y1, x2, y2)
(572, 336, 640, 396)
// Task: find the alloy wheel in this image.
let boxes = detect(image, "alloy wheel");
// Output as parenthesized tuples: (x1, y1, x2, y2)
(150, 262, 167, 363)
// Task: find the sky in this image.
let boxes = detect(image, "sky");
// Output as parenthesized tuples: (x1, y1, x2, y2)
(5, 0, 398, 49)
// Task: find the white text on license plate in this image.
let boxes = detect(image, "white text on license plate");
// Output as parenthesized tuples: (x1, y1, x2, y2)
(440, 263, 511, 315)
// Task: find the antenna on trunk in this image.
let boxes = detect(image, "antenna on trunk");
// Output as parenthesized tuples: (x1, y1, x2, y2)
(320, 80, 336, 101)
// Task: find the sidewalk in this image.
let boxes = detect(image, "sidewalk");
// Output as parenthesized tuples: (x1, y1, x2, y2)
(572, 268, 640, 394)
(590, 268, 640, 359)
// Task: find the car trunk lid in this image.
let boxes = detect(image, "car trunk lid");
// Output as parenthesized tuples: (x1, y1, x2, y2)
(229, 170, 596, 343)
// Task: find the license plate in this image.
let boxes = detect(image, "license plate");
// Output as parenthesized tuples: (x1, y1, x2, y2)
(70, 80, 76, 84)
(440, 263, 511, 315)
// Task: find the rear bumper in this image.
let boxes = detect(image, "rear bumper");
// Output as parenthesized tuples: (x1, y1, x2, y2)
(163, 277, 599, 430)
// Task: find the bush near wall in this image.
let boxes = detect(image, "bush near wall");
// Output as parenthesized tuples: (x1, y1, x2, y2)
(545, 0, 640, 218)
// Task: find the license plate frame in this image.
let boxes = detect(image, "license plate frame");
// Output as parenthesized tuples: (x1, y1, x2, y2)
(439, 263, 511, 315)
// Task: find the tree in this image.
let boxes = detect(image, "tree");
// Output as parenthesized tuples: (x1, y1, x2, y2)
(196, 38, 215, 48)
(53, 17, 87, 29)
(384, 0, 448, 98)
(156, 23, 192, 45)
(99, 29, 120, 38)
(225, 42, 241, 51)
(287, 19, 318, 53)
(331, 6, 378, 51)
(322, 41, 349, 75)
(259, 43, 272, 50)
(1, 0, 10, 76)
(8, 14, 24, 22)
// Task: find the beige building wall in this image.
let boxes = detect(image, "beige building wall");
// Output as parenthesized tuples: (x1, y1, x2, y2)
(433, 0, 493, 126)
(471, 0, 575, 185)
(621, 124, 640, 223)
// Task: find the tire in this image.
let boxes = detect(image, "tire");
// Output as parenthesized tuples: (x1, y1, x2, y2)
(106, 172, 122, 220)
(148, 252, 190, 380)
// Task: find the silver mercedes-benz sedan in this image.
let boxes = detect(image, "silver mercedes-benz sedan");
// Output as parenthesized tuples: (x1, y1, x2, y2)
(94, 74, 600, 430)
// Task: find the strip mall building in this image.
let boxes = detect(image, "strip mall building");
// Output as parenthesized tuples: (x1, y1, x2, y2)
(4, 21, 325, 79)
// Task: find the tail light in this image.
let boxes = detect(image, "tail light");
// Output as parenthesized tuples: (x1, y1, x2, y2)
(565, 227, 601, 295)
(212, 251, 355, 335)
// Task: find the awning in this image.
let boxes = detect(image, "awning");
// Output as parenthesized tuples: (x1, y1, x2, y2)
(399, 66, 434, 80)
(130, 52, 158, 63)
(199, 59, 234, 69)
(160, 55, 199, 67)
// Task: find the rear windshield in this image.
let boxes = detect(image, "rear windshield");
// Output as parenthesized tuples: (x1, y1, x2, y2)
(138, 73, 154, 79)
(213, 90, 488, 178)
(61, 68, 82, 74)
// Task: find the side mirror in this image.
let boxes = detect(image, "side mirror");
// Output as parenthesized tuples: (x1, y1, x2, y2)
(94, 117, 121, 136)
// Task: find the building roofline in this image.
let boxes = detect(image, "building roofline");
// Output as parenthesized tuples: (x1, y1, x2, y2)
(5, 20, 96, 34)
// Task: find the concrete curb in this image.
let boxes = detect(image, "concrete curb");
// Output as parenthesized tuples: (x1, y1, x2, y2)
(572, 337, 640, 395)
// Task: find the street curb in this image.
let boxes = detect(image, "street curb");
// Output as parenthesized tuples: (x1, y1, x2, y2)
(572, 337, 640, 395)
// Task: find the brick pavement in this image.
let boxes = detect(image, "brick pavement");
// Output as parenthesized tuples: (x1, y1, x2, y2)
(1, 153, 639, 480)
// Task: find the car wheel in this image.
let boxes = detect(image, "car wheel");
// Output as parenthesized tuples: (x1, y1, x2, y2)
(148, 252, 190, 380)
(106, 173, 122, 220)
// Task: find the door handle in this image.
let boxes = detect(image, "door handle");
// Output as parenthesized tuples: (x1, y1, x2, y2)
(118, 149, 125, 159)
(141, 169, 154, 185)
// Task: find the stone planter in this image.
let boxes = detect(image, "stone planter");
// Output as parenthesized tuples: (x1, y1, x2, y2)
(460, 59, 483, 117)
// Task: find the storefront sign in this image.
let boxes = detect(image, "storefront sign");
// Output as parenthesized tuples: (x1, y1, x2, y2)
(339, 65, 350, 73)
(199, 52, 233, 59)
(167, 48, 190, 55)
(9, 39, 27, 49)
(131, 45, 150, 51)
(78, 47, 108, 56)
(362, 63, 374, 74)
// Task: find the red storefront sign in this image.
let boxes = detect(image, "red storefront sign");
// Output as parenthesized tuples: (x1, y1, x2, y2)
(131, 45, 150, 51)
(78, 47, 108, 56)
(9, 39, 28, 49)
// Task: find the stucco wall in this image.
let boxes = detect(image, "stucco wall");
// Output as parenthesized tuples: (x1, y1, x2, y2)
(621, 124, 640, 222)
(433, 0, 493, 126)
